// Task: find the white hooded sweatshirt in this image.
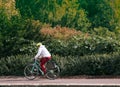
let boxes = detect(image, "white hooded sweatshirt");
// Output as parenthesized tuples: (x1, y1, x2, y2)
(34, 45, 51, 59)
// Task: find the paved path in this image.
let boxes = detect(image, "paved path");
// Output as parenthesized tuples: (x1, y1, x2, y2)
(0, 77, 120, 87)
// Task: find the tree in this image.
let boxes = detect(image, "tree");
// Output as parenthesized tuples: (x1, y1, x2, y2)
(109, 0, 120, 30)
(78, 0, 115, 30)
(15, 0, 91, 31)
(0, 0, 19, 19)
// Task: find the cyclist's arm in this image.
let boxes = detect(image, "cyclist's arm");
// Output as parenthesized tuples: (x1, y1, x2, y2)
(34, 47, 42, 59)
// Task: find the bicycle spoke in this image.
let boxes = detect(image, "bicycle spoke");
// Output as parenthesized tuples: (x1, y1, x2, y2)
(46, 62, 60, 80)
(24, 64, 38, 80)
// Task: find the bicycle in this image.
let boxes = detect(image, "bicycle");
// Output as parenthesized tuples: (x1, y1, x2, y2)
(24, 59, 60, 80)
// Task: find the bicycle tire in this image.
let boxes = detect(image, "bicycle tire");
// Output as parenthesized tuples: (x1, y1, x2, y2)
(24, 64, 39, 80)
(46, 62, 60, 80)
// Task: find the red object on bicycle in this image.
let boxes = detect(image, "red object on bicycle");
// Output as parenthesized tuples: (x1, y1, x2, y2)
(40, 57, 51, 74)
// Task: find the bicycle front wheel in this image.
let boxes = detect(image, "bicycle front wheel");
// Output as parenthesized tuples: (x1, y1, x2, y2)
(24, 64, 38, 80)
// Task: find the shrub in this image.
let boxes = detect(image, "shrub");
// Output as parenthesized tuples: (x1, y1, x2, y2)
(0, 17, 43, 57)
(15, 0, 91, 31)
(0, 54, 33, 75)
(40, 26, 82, 40)
(0, 37, 37, 57)
(53, 52, 120, 76)
(92, 27, 116, 38)
(42, 34, 120, 57)
(23, 19, 43, 41)
(0, 52, 120, 76)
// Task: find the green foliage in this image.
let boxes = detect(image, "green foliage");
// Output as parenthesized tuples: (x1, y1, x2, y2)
(0, 54, 33, 75)
(0, 15, 41, 57)
(0, 14, 44, 57)
(109, 0, 120, 29)
(0, 7, 12, 57)
(59, 0, 91, 31)
(79, 0, 115, 30)
(53, 52, 120, 76)
(0, 0, 19, 18)
(1, 53, 120, 76)
(92, 27, 116, 37)
(0, 7, 10, 32)
(43, 33, 120, 57)
(0, 37, 37, 57)
(0, 5, 43, 57)
(15, 0, 120, 31)
(15, 0, 91, 31)
(23, 19, 43, 41)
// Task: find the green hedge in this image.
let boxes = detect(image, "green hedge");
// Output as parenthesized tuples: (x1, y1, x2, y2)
(0, 52, 120, 76)
(0, 12, 43, 57)
(43, 34, 120, 57)
(56, 52, 120, 76)
(0, 37, 37, 57)
(0, 13, 120, 58)
(0, 55, 33, 75)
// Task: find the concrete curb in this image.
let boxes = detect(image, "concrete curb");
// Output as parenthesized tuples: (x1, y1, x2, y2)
(0, 77, 120, 87)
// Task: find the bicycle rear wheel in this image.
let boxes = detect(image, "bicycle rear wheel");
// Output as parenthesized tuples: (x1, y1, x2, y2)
(24, 64, 39, 80)
(46, 61, 60, 80)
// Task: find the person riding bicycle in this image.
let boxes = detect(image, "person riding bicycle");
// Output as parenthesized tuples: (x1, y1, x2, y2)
(34, 42, 51, 74)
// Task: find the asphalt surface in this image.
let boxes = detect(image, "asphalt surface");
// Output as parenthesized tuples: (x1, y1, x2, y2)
(0, 76, 120, 87)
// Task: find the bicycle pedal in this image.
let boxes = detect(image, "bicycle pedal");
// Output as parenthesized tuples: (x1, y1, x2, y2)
(34, 69, 37, 72)
(54, 75, 57, 77)
(49, 70, 54, 73)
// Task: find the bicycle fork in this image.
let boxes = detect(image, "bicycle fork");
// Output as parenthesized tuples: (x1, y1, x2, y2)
(32, 64, 44, 76)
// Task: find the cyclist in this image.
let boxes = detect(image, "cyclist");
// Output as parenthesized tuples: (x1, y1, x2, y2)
(34, 42, 51, 74)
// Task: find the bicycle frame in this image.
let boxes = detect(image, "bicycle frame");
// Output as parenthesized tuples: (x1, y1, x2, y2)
(32, 60, 44, 75)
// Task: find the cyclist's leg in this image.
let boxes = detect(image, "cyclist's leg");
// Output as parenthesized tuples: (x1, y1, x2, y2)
(40, 57, 51, 74)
